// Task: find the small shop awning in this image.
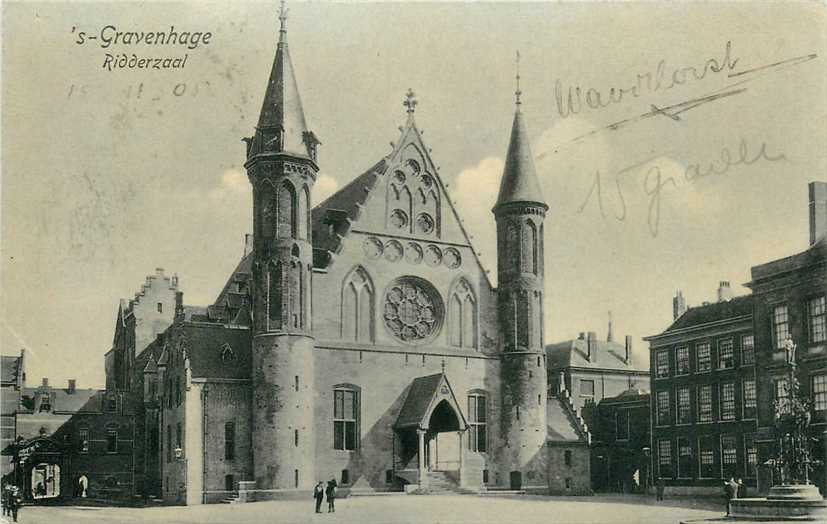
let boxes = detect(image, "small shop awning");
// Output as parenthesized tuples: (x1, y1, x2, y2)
(394, 373, 468, 431)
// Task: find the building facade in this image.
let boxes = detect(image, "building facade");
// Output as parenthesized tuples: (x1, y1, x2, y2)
(3, 377, 134, 502)
(547, 330, 650, 418)
(645, 295, 758, 495)
(588, 389, 651, 494)
(747, 181, 827, 495)
(103, 7, 589, 505)
(645, 181, 827, 496)
(1, 350, 25, 482)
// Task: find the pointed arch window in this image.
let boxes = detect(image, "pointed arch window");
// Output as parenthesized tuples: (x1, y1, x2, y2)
(506, 222, 520, 272)
(277, 180, 297, 239)
(268, 261, 283, 329)
(341, 267, 374, 343)
(297, 185, 309, 240)
(259, 183, 276, 240)
(449, 278, 478, 349)
(467, 390, 487, 452)
(521, 221, 537, 274)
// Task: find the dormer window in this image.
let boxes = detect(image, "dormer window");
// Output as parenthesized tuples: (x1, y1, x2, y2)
(39, 397, 51, 412)
(221, 343, 236, 363)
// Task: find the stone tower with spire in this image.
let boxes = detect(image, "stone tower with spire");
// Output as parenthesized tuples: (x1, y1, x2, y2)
(493, 63, 549, 488)
(244, 2, 320, 491)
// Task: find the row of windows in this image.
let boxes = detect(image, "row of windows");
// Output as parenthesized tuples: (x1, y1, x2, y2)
(656, 335, 754, 379)
(655, 379, 757, 426)
(76, 426, 119, 454)
(657, 435, 757, 479)
(772, 297, 826, 349)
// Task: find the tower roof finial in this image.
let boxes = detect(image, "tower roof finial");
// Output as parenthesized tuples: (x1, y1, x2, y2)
(403, 88, 418, 116)
(278, 0, 289, 43)
(515, 50, 522, 108)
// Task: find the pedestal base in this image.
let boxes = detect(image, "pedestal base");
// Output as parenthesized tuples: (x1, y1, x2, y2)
(731, 485, 827, 521)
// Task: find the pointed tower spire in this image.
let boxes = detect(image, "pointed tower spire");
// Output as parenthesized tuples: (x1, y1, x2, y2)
(249, 0, 319, 162)
(493, 59, 546, 212)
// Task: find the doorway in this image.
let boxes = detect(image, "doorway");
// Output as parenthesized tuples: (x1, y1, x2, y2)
(31, 463, 60, 499)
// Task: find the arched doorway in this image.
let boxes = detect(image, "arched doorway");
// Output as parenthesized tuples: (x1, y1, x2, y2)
(426, 400, 462, 472)
(31, 463, 61, 499)
(392, 373, 469, 490)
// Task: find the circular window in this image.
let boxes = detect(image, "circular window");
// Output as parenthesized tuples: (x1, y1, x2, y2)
(383, 277, 443, 343)
(416, 213, 435, 234)
(384, 240, 404, 262)
(390, 209, 408, 230)
(443, 248, 461, 269)
(393, 170, 407, 185)
(363, 237, 383, 260)
(420, 174, 433, 188)
(424, 245, 443, 267)
(405, 242, 423, 264)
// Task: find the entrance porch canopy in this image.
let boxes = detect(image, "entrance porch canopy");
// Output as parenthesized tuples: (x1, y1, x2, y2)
(394, 373, 468, 431)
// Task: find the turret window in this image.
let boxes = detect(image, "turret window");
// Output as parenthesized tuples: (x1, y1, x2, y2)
(268, 261, 283, 329)
(277, 180, 297, 239)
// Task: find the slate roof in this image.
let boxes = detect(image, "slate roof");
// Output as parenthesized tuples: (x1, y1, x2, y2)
(547, 397, 588, 442)
(173, 323, 252, 380)
(311, 159, 386, 261)
(546, 338, 647, 372)
(494, 109, 546, 210)
(662, 294, 753, 333)
(1, 355, 22, 384)
(19, 388, 101, 413)
(395, 374, 444, 429)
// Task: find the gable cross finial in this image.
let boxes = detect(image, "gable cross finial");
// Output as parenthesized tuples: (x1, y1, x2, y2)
(515, 50, 522, 107)
(404, 88, 418, 115)
(278, 0, 289, 42)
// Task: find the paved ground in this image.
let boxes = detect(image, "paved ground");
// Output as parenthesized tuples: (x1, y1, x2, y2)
(3, 494, 727, 524)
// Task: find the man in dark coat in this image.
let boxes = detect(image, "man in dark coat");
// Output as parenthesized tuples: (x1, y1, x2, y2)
(313, 481, 324, 514)
(326, 478, 337, 513)
(724, 477, 738, 516)
(737, 478, 747, 499)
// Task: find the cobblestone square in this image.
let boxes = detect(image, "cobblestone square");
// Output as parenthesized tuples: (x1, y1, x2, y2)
(4, 494, 726, 524)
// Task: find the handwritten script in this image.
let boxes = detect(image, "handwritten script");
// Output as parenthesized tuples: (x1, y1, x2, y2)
(578, 139, 787, 237)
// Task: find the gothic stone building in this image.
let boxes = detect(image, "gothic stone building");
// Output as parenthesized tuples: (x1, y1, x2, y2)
(110, 10, 590, 505)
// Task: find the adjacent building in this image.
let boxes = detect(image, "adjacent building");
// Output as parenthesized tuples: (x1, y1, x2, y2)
(644, 292, 758, 495)
(3, 376, 134, 501)
(645, 181, 827, 496)
(747, 181, 827, 495)
(588, 389, 651, 493)
(547, 329, 650, 418)
(1, 350, 25, 481)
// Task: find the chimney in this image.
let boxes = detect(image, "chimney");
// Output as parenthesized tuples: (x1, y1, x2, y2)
(68, 379, 76, 394)
(244, 234, 254, 257)
(558, 371, 566, 394)
(587, 331, 597, 362)
(578, 332, 586, 340)
(717, 281, 733, 302)
(607, 311, 614, 342)
(673, 290, 687, 320)
(155, 267, 165, 277)
(810, 181, 827, 246)
(41, 377, 48, 388)
(624, 335, 633, 364)
(175, 291, 184, 319)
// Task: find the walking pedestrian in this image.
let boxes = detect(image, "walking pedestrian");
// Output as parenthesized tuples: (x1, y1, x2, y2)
(737, 478, 747, 499)
(724, 477, 737, 516)
(655, 477, 665, 501)
(2, 484, 9, 516)
(313, 481, 324, 514)
(9, 485, 21, 522)
(326, 478, 337, 513)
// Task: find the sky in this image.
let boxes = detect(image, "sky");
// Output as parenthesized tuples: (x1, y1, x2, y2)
(2, 1, 826, 389)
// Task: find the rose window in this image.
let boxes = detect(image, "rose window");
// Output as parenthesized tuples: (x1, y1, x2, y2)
(383, 277, 443, 342)
(416, 213, 435, 234)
